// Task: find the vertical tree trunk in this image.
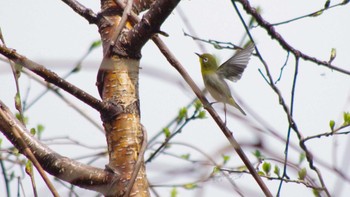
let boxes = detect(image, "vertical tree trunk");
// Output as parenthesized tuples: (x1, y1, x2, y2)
(97, 1, 151, 196)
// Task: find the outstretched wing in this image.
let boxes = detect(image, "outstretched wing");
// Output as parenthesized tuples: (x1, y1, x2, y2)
(216, 43, 255, 82)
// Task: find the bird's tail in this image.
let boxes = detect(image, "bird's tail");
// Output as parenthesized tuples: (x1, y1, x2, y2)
(228, 98, 246, 116)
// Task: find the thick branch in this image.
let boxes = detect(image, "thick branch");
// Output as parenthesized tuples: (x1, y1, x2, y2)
(114, 0, 180, 58)
(0, 100, 122, 196)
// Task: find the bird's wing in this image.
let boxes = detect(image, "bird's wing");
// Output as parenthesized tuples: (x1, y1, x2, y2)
(216, 43, 255, 82)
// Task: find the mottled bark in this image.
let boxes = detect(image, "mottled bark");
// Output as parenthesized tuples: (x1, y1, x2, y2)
(97, 1, 154, 196)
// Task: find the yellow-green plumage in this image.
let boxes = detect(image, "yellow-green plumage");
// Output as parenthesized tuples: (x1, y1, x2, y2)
(196, 43, 254, 116)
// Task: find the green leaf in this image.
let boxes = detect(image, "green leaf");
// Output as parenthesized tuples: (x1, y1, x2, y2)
(197, 111, 206, 119)
(177, 107, 188, 122)
(88, 40, 102, 52)
(311, 11, 323, 17)
(30, 128, 36, 135)
(324, 0, 331, 8)
(299, 153, 306, 164)
(180, 154, 190, 160)
(212, 166, 220, 174)
(194, 100, 202, 111)
(237, 165, 248, 172)
(15, 113, 28, 124)
(10, 171, 15, 181)
(170, 187, 178, 197)
(163, 127, 171, 138)
(15, 93, 21, 111)
(13, 148, 19, 156)
(252, 150, 264, 160)
(37, 124, 45, 139)
(312, 188, 320, 197)
(25, 160, 33, 175)
(213, 43, 223, 49)
(262, 162, 271, 176)
(329, 120, 335, 131)
(298, 168, 307, 180)
(274, 165, 280, 177)
(14, 63, 23, 77)
(329, 48, 336, 63)
(37, 124, 44, 132)
(183, 183, 197, 190)
(343, 112, 350, 125)
(0, 138, 2, 148)
(258, 171, 265, 176)
(222, 155, 230, 165)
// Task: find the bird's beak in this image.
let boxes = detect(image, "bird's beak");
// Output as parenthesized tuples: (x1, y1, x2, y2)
(195, 52, 201, 57)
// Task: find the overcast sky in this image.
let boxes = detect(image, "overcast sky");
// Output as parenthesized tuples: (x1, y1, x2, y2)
(1, 0, 350, 196)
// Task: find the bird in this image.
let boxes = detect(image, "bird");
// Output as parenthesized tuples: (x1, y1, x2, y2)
(196, 43, 255, 122)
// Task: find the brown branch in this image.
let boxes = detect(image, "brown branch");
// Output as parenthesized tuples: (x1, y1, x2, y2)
(61, 0, 98, 24)
(114, 0, 181, 58)
(0, 44, 121, 117)
(113, 1, 272, 196)
(22, 69, 104, 133)
(0, 104, 59, 196)
(0, 100, 124, 195)
(152, 36, 270, 197)
(236, 0, 350, 76)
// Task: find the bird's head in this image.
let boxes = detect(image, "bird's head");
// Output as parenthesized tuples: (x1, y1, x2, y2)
(195, 53, 218, 72)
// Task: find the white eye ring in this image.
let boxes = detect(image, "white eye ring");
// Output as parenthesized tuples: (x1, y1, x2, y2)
(203, 58, 208, 62)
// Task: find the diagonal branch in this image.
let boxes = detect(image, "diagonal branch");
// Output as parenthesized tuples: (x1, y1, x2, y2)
(0, 44, 121, 117)
(236, 0, 350, 76)
(113, 1, 272, 196)
(114, 0, 181, 58)
(61, 0, 98, 24)
(0, 100, 120, 195)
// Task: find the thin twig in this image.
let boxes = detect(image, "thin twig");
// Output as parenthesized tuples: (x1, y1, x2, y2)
(0, 30, 25, 123)
(277, 56, 300, 195)
(146, 108, 199, 163)
(271, 3, 347, 26)
(236, 0, 350, 76)
(275, 51, 290, 84)
(303, 130, 350, 143)
(0, 159, 10, 197)
(232, 0, 331, 195)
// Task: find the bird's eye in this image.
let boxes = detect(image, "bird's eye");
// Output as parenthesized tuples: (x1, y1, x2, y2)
(203, 58, 208, 62)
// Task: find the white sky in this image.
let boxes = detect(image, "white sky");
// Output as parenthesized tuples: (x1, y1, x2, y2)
(1, 0, 350, 196)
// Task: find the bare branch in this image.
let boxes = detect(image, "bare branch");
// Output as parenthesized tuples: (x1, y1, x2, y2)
(0, 44, 121, 117)
(235, 0, 350, 76)
(231, 1, 333, 196)
(0, 100, 122, 195)
(61, 0, 98, 24)
(114, 0, 181, 58)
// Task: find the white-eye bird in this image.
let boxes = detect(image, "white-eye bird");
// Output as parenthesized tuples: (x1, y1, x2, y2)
(196, 43, 255, 119)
